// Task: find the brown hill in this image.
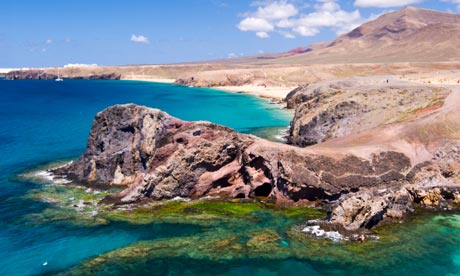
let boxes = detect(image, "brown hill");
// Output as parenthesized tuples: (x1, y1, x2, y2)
(256, 6, 460, 64)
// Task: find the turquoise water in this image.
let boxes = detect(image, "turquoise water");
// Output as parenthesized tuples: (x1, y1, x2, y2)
(0, 79, 291, 275)
(1, 79, 460, 275)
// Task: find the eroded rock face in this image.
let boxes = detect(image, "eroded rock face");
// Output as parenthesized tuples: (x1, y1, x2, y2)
(55, 104, 460, 233)
(286, 79, 450, 146)
(56, 104, 252, 200)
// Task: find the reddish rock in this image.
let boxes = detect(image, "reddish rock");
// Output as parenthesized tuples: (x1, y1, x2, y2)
(54, 104, 460, 233)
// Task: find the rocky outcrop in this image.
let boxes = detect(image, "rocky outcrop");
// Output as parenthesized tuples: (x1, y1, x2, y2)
(325, 187, 414, 233)
(54, 104, 460, 233)
(71, 73, 121, 80)
(55, 104, 412, 203)
(291, 101, 364, 147)
(4, 70, 121, 80)
(286, 78, 449, 147)
(323, 168, 460, 233)
(5, 70, 58, 80)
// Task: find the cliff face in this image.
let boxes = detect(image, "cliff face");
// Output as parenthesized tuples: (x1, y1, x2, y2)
(55, 103, 460, 233)
(286, 77, 450, 147)
(4, 70, 121, 80)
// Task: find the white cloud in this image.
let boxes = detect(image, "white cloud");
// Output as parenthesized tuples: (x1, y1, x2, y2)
(293, 26, 320, 36)
(280, 31, 296, 38)
(296, 9, 365, 35)
(130, 34, 150, 44)
(276, 18, 295, 28)
(354, 0, 422, 8)
(256, 31, 270, 38)
(46, 39, 52, 44)
(237, 17, 274, 32)
(254, 1, 298, 20)
(238, 0, 371, 38)
(315, 1, 340, 12)
(237, 1, 296, 38)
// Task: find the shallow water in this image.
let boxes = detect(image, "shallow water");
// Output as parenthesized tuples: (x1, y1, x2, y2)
(1, 79, 460, 275)
(0, 79, 291, 275)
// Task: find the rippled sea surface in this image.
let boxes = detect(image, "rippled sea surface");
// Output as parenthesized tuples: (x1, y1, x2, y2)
(1, 79, 460, 276)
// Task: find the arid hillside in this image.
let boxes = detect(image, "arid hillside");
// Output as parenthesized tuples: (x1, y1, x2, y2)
(255, 6, 460, 64)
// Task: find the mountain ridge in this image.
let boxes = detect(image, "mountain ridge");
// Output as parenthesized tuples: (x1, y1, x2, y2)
(251, 6, 460, 64)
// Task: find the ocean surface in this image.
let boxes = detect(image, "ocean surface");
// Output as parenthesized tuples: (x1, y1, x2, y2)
(0, 79, 460, 275)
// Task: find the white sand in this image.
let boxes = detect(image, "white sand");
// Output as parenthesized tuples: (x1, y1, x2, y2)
(122, 77, 176, 83)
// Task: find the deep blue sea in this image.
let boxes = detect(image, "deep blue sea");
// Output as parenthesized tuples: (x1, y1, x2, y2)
(1, 79, 460, 276)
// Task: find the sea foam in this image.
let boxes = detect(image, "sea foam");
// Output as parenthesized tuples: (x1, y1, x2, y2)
(302, 225, 348, 242)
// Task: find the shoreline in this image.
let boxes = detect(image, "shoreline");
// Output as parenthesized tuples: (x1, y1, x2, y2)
(123, 77, 294, 101)
(212, 85, 295, 101)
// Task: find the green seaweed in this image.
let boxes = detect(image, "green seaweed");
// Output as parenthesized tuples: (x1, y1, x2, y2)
(20, 166, 460, 276)
(56, 209, 460, 275)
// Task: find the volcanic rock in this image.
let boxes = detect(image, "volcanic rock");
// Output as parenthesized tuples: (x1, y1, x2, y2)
(54, 102, 460, 233)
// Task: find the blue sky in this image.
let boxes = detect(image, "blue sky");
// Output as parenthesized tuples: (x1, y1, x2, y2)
(0, 0, 458, 67)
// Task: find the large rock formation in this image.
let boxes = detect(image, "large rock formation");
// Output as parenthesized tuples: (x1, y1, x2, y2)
(57, 104, 411, 203)
(55, 103, 460, 233)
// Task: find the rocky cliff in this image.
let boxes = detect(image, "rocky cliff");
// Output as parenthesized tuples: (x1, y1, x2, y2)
(5, 70, 121, 80)
(286, 77, 450, 147)
(55, 103, 460, 234)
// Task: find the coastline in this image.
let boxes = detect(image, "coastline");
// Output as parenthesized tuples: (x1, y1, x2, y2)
(123, 77, 294, 101)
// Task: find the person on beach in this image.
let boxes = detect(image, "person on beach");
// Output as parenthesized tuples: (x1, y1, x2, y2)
(358, 234, 366, 243)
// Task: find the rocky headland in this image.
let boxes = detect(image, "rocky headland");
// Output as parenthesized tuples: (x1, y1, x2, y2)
(53, 74, 460, 234)
(5, 69, 121, 80)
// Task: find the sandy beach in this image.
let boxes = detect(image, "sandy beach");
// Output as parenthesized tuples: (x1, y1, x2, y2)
(121, 77, 176, 83)
(127, 77, 294, 100)
(213, 85, 295, 100)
